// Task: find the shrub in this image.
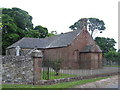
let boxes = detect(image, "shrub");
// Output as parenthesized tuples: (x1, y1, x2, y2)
(50, 59, 63, 76)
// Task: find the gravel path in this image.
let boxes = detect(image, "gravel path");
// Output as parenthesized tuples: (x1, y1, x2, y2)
(73, 75, 118, 88)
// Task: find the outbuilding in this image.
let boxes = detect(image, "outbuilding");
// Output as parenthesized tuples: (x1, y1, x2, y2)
(6, 28, 102, 69)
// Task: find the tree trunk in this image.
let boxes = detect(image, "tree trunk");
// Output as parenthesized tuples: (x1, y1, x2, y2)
(91, 30, 94, 38)
(55, 72, 59, 76)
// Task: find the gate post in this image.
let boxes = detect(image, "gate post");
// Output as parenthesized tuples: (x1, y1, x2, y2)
(31, 49, 43, 85)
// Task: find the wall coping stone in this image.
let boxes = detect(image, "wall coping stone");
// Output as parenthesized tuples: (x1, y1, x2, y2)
(31, 50, 43, 58)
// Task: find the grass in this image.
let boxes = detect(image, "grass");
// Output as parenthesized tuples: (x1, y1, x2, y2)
(42, 71, 77, 80)
(104, 65, 120, 67)
(2, 76, 111, 88)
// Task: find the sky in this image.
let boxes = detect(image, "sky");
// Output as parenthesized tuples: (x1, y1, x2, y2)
(1, 0, 119, 49)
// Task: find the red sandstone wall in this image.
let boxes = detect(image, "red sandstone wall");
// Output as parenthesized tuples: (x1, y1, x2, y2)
(67, 29, 96, 69)
(43, 47, 70, 69)
(43, 29, 99, 69)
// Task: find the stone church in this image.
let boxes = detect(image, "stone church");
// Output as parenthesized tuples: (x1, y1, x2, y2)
(6, 26, 102, 69)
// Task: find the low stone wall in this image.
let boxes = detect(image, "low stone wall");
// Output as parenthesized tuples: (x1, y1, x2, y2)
(2, 55, 34, 84)
(39, 72, 119, 85)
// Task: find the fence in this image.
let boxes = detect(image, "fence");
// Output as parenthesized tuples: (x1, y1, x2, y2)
(41, 60, 119, 80)
(103, 59, 119, 66)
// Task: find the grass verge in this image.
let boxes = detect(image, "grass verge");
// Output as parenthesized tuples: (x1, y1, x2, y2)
(104, 65, 120, 67)
(2, 76, 111, 88)
(42, 71, 77, 80)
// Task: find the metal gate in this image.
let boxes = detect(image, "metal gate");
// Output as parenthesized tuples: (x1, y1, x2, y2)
(42, 60, 56, 80)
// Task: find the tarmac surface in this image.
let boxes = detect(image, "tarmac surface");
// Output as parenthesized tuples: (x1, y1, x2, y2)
(73, 75, 119, 88)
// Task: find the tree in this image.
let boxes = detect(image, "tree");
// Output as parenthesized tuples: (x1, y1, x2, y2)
(118, 49, 120, 53)
(69, 18, 88, 30)
(2, 13, 21, 55)
(51, 31, 57, 35)
(34, 25, 48, 38)
(47, 33, 55, 37)
(2, 8, 33, 30)
(69, 18, 106, 37)
(24, 29, 40, 38)
(50, 59, 63, 76)
(47, 31, 57, 37)
(95, 37, 116, 53)
(1, 7, 49, 55)
(104, 50, 120, 65)
(104, 50, 117, 62)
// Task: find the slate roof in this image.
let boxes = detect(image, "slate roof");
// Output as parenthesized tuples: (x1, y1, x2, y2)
(7, 30, 81, 49)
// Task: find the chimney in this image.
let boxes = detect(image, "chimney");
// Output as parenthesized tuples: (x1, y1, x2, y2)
(79, 18, 88, 30)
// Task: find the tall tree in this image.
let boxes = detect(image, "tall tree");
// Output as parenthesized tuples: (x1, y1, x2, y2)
(118, 49, 120, 53)
(95, 37, 116, 53)
(2, 8, 33, 30)
(1, 7, 48, 55)
(69, 18, 106, 37)
(104, 50, 120, 64)
(34, 25, 48, 38)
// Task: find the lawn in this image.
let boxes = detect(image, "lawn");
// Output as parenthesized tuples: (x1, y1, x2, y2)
(2, 76, 111, 88)
(104, 65, 120, 67)
(42, 71, 77, 80)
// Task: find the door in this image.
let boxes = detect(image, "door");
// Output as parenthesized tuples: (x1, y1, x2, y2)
(79, 53, 91, 69)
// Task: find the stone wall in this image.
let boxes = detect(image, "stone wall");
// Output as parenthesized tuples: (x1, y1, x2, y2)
(39, 72, 119, 85)
(6, 48, 32, 56)
(2, 55, 34, 84)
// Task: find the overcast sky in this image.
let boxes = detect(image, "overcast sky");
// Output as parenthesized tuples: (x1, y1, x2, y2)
(1, 0, 119, 49)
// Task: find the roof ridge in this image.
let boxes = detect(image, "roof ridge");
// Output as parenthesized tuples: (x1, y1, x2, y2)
(45, 30, 79, 38)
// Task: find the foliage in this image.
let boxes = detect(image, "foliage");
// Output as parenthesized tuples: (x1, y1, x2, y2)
(42, 59, 63, 77)
(24, 29, 40, 38)
(95, 37, 116, 53)
(69, 18, 106, 37)
(118, 49, 120, 53)
(1, 7, 48, 55)
(104, 50, 117, 61)
(88, 18, 105, 37)
(47, 31, 57, 37)
(34, 25, 48, 38)
(69, 18, 88, 30)
(104, 50, 120, 62)
(50, 59, 63, 76)
(104, 65, 120, 67)
(47, 33, 55, 37)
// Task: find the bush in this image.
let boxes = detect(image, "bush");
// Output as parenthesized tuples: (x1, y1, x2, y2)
(50, 59, 63, 76)
(104, 50, 120, 64)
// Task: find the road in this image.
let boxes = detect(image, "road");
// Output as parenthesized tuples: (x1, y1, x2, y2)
(106, 83, 119, 88)
(73, 75, 119, 89)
